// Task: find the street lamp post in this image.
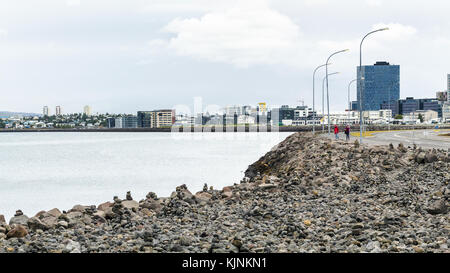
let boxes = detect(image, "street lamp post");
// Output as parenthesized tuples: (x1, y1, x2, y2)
(358, 27, 389, 143)
(348, 79, 357, 123)
(312, 63, 328, 134)
(322, 72, 339, 133)
(326, 49, 349, 135)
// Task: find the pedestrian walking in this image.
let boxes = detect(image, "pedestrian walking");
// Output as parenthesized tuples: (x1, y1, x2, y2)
(334, 125, 339, 140)
(345, 124, 350, 141)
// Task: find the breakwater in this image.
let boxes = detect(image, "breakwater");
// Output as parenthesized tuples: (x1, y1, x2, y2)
(0, 133, 449, 253)
(0, 124, 449, 133)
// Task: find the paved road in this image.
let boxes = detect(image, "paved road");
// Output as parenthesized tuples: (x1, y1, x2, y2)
(330, 129, 450, 150)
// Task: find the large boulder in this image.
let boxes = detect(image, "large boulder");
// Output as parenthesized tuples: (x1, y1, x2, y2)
(41, 216, 58, 229)
(70, 205, 87, 212)
(97, 202, 113, 212)
(66, 211, 83, 220)
(47, 208, 62, 218)
(140, 200, 163, 212)
(27, 217, 49, 231)
(65, 211, 85, 227)
(122, 200, 139, 211)
(221, 187, 233, 199)
(415, 152, 426, 164)
(0, 214, 5, 225)
(9, 215, 29, 226)
(6, 224, 28, 239)
(425, 152, 438, 163)
(195, 192, 212, 202)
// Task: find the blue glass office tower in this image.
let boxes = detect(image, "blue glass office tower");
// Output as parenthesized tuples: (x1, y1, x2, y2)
(357, 61, 400, 111)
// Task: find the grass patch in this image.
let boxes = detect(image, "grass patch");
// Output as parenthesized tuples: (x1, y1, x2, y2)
(350, 131, 374, 137)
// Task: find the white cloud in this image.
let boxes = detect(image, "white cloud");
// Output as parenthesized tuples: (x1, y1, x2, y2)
(0, 29, 7, 38)
(66, 0, 81, 6)
(151, 0, 418, 71)
(157, 1, 306, 67)
(371, 23, 417, 40)
(140, 0, 234, 14)
(366, 0, 383, 7)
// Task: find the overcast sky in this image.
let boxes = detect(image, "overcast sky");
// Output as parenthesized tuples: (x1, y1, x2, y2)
(0, 0, 449, 114)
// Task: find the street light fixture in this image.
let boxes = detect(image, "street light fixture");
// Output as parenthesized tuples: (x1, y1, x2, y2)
(326, 49, 349, 134)
(348, 79, 357, 122)
(312, 63, 329, 134)
(322, 72, 339, 133)
(358, 27, 389, 143)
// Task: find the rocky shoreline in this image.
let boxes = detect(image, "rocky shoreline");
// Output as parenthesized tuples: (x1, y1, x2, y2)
(0, 133, 449, 253)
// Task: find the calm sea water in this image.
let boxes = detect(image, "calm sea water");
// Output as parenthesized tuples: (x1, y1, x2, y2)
(0, 132, 292, 220)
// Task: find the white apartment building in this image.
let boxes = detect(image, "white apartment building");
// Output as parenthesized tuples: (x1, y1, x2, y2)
(55, 106, 62, 116)
(43, 106, 49, 116)
(237, 115, 255, 125)
(151, 110, 174, 128)
(410, 110, 438, 123)
(83, 105, 92, 116)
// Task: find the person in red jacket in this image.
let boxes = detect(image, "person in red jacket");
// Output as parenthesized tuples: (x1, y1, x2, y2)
(334, 125, 339, 140)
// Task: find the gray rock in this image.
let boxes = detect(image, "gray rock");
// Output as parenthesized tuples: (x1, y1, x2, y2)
(9, 214, 29, 226)
(426, 200, 448, 215)
(64, 240, 81, 253)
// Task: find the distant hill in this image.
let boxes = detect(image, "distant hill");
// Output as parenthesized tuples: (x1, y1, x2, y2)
(0, 111, 42, 118)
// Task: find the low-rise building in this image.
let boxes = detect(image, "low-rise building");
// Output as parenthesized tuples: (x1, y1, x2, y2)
(410, 110, 439, 123)
(442, 102, 450, 123)
(115, 115, 137, 128)
(137, 110, 175, 128)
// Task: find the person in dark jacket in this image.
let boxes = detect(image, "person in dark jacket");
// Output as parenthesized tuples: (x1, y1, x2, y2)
(334, 125, 339, 140)
(344, 124, 350, 141)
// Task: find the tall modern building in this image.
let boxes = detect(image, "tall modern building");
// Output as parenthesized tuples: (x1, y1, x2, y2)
(447, 74, 450, 92)
(357, 61, 400, 111)
(447, 74, 450, 102)
(55, 106, 62, 116)
(83, 105, 92, 116)
(43, 106, 49, 116)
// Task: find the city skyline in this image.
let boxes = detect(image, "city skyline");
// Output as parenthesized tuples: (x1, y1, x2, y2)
(1, 0, 450, 114)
